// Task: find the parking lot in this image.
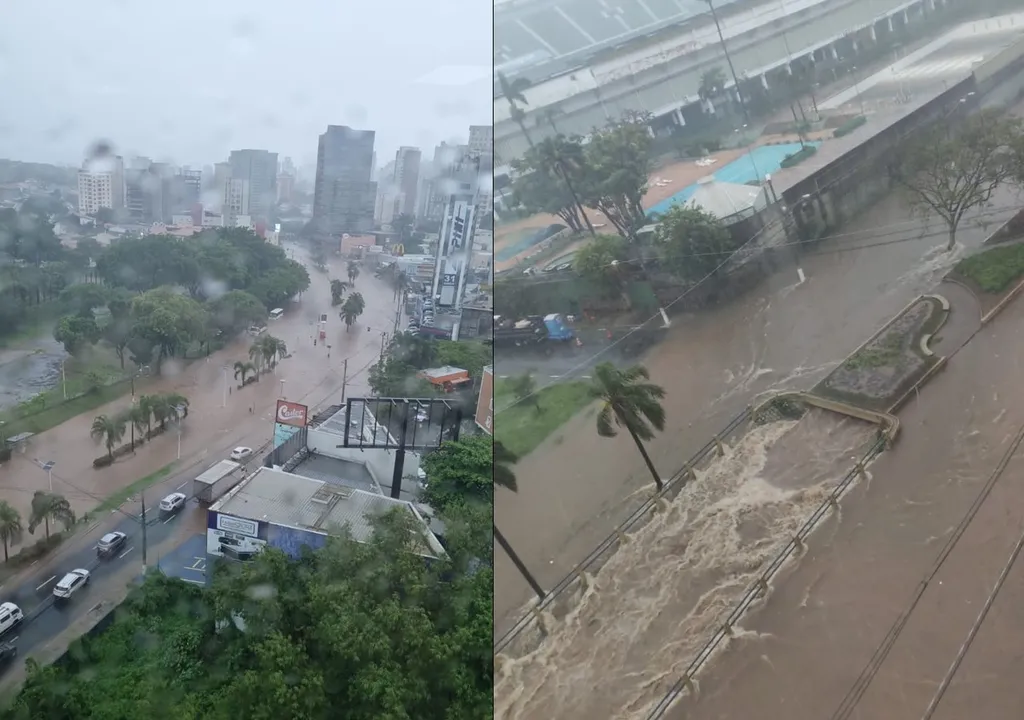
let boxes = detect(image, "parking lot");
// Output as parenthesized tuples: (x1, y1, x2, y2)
(151, 534, 208, 586)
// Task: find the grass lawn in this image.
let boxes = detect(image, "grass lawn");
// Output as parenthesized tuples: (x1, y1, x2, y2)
(955, 242, 1024, 294)
(95, 461, 178, 514)
(0, 302, 61, 349)
(495, 379, 595, 458)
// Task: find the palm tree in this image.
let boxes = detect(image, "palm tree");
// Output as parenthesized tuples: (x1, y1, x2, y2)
(590, 362, 667, 491)
(257, 335, 288, 370)
(234, 360, 257, 386)
(91, 414, 126, 461)
(28, 491, 74, 540)
(160, 394, 189, 428)
(330, 279, 349, 306)
(347, 260, 360, 284)
(120, 403, 148, 451)
(499, 72, 596, 239)
(136, 394, 156, 435)
(248, 341, 265, 373)
(0, 502, 23, 562)
(341, 292, 365, 332)
(492, 441, 544, 600)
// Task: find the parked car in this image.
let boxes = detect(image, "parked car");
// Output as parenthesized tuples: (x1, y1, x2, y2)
(0, 603, 23, 635)
(229, 446, 253, 462)
(0, 641, 17, 671)
(96, 531, 127, 559)
(159, 492, 187, 515)
(53, 569, 90, 602)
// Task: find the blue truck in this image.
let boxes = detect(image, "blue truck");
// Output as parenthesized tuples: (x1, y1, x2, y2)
(493, 313, 575, 350)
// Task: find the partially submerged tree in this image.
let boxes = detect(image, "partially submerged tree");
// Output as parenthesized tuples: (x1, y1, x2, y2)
(590, 362, 667, 491)
(889, 110, 1021, 252)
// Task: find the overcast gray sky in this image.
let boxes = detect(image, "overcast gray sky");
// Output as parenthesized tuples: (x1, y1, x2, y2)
(0, 0, 491, 171)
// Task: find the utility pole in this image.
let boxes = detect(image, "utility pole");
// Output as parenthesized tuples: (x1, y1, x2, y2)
(341, 359, 348, 403)
(495, 524, 546, 600)
(140, 490, 148, 574)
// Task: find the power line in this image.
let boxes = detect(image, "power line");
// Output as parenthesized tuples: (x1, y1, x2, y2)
(830, 418, 1024, 720)
(920, 522, 1024, 720)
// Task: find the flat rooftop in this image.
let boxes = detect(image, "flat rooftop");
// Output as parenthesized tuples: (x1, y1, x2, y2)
(289, 453, 381, 495)
(212, 467, 445, 558)
(771, 14, 1024, 195)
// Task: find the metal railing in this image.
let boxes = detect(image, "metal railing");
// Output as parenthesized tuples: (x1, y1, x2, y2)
(494, 406, 753, 655)
(644, 434, 888, 719)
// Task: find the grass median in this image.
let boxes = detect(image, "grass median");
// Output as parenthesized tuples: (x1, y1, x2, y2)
(495, 379, 594, 458)
(95, 461, 179, 514)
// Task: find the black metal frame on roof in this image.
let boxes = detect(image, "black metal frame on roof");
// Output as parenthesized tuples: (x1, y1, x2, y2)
(340, 397, 463, 500)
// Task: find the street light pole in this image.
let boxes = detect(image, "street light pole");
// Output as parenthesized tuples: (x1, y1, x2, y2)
(221, 366, 228, 408)
(61, 360, 67, 400)
(705, 0, 751, 128)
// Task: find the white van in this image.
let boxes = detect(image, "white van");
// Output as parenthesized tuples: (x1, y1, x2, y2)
(269, 308, 285, 320)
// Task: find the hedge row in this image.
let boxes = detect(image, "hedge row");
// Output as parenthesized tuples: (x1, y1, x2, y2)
(780, 145, 819, 169)
(833, 115, 867, 138)
(92, 425, 170, 469)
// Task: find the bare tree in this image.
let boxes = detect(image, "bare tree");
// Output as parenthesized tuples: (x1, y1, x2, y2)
(889, 110, 1021, 252)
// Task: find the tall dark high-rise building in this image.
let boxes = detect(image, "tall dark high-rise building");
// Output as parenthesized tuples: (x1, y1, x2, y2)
(228, 149, 278, 222)
(312, 125, 377, 236)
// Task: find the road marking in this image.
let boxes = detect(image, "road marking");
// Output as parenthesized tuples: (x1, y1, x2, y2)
(181, 578, 205, 585)
(188, 557, 206, 571)
(119, 546, 134, 559)
(176, 482, 188, 490)
(162, 516, 176, 525)
(35, 576, 56, 592)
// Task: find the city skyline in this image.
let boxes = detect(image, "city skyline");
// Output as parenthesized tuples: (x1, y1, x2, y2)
(0, 0, 490, 169)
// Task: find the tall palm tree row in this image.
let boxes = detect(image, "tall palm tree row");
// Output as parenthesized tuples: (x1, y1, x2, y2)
(590, 362, 667, 491)
(249, 334, 288, 373)
(92, 393, 190, 460)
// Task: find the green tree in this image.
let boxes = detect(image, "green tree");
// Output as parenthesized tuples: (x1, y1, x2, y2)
(329, 278, 349, 306)
(590, 362, 667, 491)
(27, 491, 75, 540)
(509, 372, 542, 413)
(581, 118, 653, 237)
(346, 260, 360, 284)
(250, 260, 310, 308)
(206, 290, 268, 337)
(574, 233, 630, 295)
(0, 501, 23, 562)
(510, 134, 590, 234)
(421, 435, 495, 512)
(91, 413, 126, 461)
(58, 282, 109, 317)
(340, 292, 365, 331)
(890, 110, 1021, 251)
(119, 403, 149, 451)
(255, 335, 288, 370)
(131, 287, 210, 370)
(698, 66, 727, 104)
(53, 313, 101, 356)
(653, 204, 734, 281)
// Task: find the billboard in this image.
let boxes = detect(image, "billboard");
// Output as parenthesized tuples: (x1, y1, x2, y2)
(446, 200, 474, 253)
(476, 366, 493, 435)
(276, 400, 308, 428)
(338, 398, 462, 450)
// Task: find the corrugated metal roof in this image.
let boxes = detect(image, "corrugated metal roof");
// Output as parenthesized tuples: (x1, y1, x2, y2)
(684, 176, 768, 221)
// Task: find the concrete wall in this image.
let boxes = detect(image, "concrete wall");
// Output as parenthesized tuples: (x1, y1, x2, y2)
(781, 76, 979, 242)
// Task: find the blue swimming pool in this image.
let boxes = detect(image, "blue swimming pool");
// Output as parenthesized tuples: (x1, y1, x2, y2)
(646, 142, 819, 218)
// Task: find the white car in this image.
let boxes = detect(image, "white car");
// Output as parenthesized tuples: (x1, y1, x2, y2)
(229, 446, 253, 462)
(53, 569, 90, 600)
(159, 492, 187, 514)
(0, 603, 23, 635)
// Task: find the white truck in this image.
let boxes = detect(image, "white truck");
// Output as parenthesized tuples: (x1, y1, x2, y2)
(193, 460, 243, 504)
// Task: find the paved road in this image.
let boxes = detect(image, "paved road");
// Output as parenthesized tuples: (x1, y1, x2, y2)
(0, 240, 405, 676)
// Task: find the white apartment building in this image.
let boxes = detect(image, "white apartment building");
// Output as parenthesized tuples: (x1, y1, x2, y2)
(77, 155, 125, 217)
(223, 178, 250, 226)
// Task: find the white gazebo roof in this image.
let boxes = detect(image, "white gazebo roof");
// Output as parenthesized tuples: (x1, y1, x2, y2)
(685, 175, 768, 222)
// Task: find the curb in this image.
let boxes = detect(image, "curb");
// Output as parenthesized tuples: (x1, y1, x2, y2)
(980, 273, 1024, 325)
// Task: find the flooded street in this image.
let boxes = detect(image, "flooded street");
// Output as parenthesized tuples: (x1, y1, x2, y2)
(495, 411, 876, 720)
(673, 293, 1024, 720)
(494, 181, 1024, 717)
(0, 242, 402, 547)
